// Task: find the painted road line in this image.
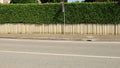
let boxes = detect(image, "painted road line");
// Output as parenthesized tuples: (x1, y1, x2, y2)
(0, 50, 120, 59)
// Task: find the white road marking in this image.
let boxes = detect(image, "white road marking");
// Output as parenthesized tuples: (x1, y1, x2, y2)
(0, 50, 120, 59)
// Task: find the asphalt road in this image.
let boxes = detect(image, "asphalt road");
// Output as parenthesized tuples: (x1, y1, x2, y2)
(0, 39, 120, 68)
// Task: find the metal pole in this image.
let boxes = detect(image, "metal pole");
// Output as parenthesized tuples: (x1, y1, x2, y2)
(62, 0, 65, 34)
(63, 6, 65, 34)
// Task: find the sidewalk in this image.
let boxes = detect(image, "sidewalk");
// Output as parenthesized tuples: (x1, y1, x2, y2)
(0, 34, 120, 41)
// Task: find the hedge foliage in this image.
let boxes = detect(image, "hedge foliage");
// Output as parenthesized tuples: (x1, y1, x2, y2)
(10, 0, 37, 3)
(0, 2, 120, 24)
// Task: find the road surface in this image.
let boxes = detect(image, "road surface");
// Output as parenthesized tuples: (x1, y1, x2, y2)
(0, 39, 120, 68)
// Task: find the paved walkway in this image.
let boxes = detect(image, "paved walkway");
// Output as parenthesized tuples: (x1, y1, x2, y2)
(0, 34, 120, 41)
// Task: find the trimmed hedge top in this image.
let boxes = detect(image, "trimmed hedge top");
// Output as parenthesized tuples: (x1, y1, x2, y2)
(0, 2, 119, 24)
(10, 0, 37, 3)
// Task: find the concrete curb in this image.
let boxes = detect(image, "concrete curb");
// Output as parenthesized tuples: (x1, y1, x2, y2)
(0, 34, 120, 41)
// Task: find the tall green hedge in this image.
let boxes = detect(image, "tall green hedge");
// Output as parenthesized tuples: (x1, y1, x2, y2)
(0, 2, 119, 24)
(10, 0, 37, 3)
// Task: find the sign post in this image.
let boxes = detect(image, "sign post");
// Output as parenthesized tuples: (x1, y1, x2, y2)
(62, 1, 65, 34)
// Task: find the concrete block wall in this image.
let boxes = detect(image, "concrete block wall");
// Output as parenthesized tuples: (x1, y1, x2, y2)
(0, 24, 119, 35)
